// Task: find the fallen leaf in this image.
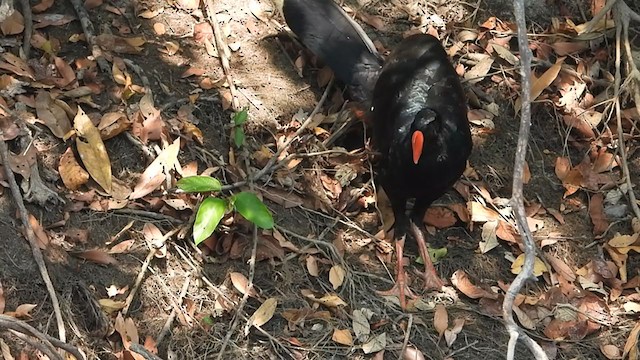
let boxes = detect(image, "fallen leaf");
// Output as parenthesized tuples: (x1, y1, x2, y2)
(362, 332, 386, 354)
(72, 249, 118, 265)
(451, 270, 498, 299)
(329, 265, 345, 290)
(332, 328, 353, 346)
(130, 138, 180, 199)
(74, 106, 112, 193)
(589, 193, 608, 235)
(59, 146, 90, 190)
(245, 298, 277, 335)
(444, 318, 464, 347)
(229, 272, 259, 298)
(623, 321, 640, 360)
(424, 207, 457, 228)
(511, 254, 547, 277)
(352, 308, 371, 342)
(433, 304, 448, 337)
(479, 220, 499, 253)
(306, 255, 319, 277)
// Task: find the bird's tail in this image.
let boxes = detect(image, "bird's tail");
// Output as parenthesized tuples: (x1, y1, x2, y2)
(275, 0, 382, 102)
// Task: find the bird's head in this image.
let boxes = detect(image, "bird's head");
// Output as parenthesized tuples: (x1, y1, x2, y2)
(410, 108, 439, 164)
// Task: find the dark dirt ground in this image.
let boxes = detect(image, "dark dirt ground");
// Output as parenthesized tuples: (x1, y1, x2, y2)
(0, 0, 638, 359)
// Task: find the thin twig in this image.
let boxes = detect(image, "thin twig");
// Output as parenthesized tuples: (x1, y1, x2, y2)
(398, 314, 413, 360)
(0, 132, 67, 344)
(123, 228, 180, 315)
(502, 1, 549, 359)
(156, 273, 192, 345)
(203, 0, 240, 111)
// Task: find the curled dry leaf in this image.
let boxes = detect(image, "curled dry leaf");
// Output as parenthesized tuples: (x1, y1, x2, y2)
(301, 289, 347, 308)
(444, 318, 465, 348)
(329, 264, 345, 290)
(623, 321, 640, 360)
(35, 91, 72, 139)
(229, 272, 259, 298)
(451, 270, 498, 299)
(402, 346, 425, 360)
(130, 138, 180, 199)
(332, 328, 353, 346)
(7, 304, 37, 319)
(59, 146, 90, 190)
(433, 304, 448, 337)
(479, 220, 499, 253)
(600, 344, 621, 360)
(306, 255, 319, 277)
(589, 193, 608, 236)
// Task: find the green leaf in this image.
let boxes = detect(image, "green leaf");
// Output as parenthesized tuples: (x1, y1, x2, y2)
(233, 108, 248, 125)
(234, 127, 245, 148)
(193, 197, 227, 245)
(232, 192, 274, 229)
(177, 176, 222, 193)
(416, 246, 448, 265)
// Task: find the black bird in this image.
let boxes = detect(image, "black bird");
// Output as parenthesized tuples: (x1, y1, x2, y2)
(273, 1, 472, 309)
(272, 0, 383, 102)
(371, 34, 472, 309)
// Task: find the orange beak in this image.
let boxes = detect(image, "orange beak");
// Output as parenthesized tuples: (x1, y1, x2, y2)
(411, 130, 424, 165)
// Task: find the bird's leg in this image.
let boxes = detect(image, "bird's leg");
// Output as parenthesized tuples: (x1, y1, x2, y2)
(409, 219, 445, 290)
(376, 234, 417, 310)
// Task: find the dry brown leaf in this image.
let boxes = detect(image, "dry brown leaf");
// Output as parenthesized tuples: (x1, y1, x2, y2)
(109, 239, 135, 254)
(59, 146, 90, 190)
(433, 304, 448, 337)
(130, 138, 180, 199)
(424, 207, 457, 228)
(306, 255, 319, 277)
(0, 53, 35, 79)
(35, 91, 72, 138)
(469, 201, 501, 223)
(464, 57, 494, 84)
(99, 298, 126, 314)
(523, 161, 531, 184)
(544, 253, 576, 282)
(27, 213, 49, 249)
(229, 272, 259, 298)
(329, 265, 345, 290)
(301, 289, 347, 308)
(511, 254, 547, 277)
(402, 346, 426, 360)
(479, 220, 499, 253)
(516, 57, 565, 112)
(444, 318, 464, 348)
(95, 34, 144, 54)
(555, 156, 571, 180)
(451, 270, 498, 299)
(608, 233, 639, 248)
(332, 329, 353, 346)
(623, 321, 640, 360)
(0, 10, 24, 35)
(245, 298, 277, 335)
(73, 249, 118, 265)
(589, 193, 608, 235)
(600, 344, 621, 360)
(10, 304, 37, 318)
(74, 106, 112, 193)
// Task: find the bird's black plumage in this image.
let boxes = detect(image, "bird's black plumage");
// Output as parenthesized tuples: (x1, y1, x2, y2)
(371, 34, 472, 307)
(274, 0, 383, 101)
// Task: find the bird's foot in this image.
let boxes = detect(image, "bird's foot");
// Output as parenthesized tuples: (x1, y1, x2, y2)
(376, 271, 418, 310)
(414, 268, 445, 291)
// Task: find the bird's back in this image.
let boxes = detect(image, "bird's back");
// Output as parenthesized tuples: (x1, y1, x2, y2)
(372, 34, 471, 205)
